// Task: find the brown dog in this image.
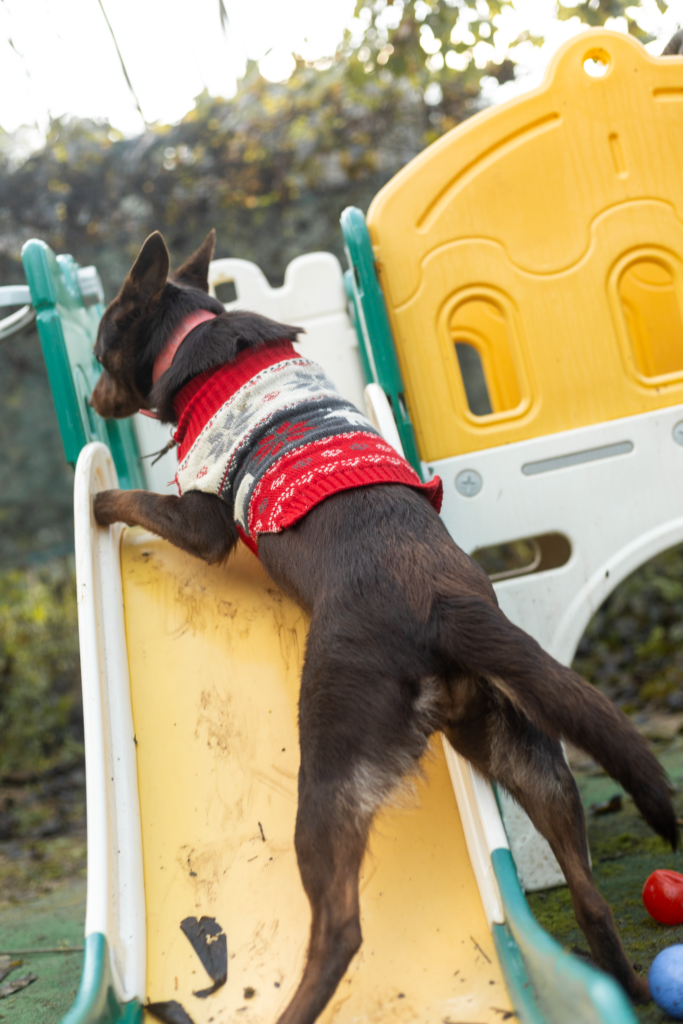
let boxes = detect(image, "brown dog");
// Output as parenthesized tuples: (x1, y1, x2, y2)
(91, 230, 677, 1022)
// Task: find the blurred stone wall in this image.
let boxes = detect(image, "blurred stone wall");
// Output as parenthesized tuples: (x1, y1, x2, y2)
(0, 323, 74, 566)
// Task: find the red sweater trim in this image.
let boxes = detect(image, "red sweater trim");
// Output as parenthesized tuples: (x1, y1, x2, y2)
(250, 452, 444, 536)
(173, 340, 299, 456)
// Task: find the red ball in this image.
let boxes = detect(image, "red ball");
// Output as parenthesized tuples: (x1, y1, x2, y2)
(643, 870, 683, 926)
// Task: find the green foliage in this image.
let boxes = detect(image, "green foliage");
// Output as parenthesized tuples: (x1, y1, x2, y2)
(573, 545, 683, 712)
(0, 558, 81, 775)
(556, 0, 649, 42)
(348, 0, 488, 131)
(0, 834, 87, 902)
(0, 323, 74, 568)
(347, 0, 658, 136)
(0, 69, 426, 299)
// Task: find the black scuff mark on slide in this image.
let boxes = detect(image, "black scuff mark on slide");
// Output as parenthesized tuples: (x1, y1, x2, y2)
(147, 1000, 196, 1024)
(181, 915, 228, 997)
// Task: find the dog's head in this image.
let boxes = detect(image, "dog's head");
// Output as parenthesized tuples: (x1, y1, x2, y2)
(90, 229, 217, 418)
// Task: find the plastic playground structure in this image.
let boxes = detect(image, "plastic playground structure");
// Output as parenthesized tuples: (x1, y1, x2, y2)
(1, 29, 683, 1024)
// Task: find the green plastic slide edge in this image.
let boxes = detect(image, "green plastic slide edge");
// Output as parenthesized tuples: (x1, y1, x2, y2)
(60, 933, 142, 1024)
(340, 206, 422, 475)
(493, 921, 549, 1024)
(20, 239, 145, 489)
(491, 849, 638, 1024)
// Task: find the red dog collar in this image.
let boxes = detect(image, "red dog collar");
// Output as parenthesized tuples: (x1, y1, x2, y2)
(139, 309, 218, 419)
(152, 309, 217, 385)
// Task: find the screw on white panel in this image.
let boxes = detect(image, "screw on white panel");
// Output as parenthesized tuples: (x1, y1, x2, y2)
(673, 422, 683, 447)
(455, 470, 483, 497)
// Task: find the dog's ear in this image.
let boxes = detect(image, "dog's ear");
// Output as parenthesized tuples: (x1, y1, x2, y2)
(121, 231, 170, 308)
(172, 230, 216, 293)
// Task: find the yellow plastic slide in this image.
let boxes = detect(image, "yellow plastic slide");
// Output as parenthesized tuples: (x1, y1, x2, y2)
(67, 441, 637, 1024)
(125, 529, 512, 1023)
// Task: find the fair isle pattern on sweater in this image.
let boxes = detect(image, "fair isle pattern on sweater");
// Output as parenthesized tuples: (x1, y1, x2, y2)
(172, 339, 442, 546)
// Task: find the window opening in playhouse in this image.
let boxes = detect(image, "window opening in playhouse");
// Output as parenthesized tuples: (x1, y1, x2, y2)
(619, 256, 683, 379)
(455, 343, 492, 416)
(472, 532, 571, 582)
(214, 280, 238, 304)
(450, 296, 522, 417)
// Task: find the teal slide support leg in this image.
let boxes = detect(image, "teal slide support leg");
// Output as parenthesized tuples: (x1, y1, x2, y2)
(491, 849, 638, 1024)
(493, 921, 548, 1024)
(60, 934, 142, 1024)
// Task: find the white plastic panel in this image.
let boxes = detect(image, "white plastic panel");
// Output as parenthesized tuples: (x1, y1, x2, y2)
(428, 403, 683, 889)
(432, 405, 683, 660)
(210, 251, 365, 410)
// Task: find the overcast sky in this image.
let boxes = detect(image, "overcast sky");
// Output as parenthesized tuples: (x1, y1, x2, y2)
(0, 0, 356, 135)
(0, 0, 681, 139)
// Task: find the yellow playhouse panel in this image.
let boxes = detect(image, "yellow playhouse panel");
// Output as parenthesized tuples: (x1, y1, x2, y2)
(120, 529, 512, 1024)
(367, 31, 683, 462)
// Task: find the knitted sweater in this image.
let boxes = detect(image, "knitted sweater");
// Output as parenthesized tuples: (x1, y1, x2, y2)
(172, 339, 443, 553)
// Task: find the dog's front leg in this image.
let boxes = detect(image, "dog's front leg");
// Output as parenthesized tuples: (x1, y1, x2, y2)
(94, 489, 239, 564)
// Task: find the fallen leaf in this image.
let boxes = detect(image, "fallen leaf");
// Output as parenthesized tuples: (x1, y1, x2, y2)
(0, 973, 37, 997)
(0, 957, 21, 985)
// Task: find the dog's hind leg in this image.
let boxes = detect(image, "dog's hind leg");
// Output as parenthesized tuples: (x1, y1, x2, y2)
(277, 631, 439, 1024)
(447, 700, 649, 1004)
(436, 593, 677, 849)
(275, 774, 368, 1024)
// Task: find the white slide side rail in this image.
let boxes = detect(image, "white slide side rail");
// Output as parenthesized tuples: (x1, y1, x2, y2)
(74, 442, 146, 1002)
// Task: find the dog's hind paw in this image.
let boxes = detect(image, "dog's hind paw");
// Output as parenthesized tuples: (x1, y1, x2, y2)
(629, 973, 651, 1005)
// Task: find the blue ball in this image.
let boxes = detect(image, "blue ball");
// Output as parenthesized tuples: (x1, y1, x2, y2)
(650, 945, 683, 1020)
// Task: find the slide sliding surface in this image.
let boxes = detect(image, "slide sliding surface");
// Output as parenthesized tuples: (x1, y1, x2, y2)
(121, 529, 514, 1024)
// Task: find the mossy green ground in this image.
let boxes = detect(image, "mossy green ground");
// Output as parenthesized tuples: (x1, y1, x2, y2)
(0, 878, 85, 1023)
(0, 739, 679, 1023)
(0, 770, 86, 1022)
(529, 738, 683, 1024)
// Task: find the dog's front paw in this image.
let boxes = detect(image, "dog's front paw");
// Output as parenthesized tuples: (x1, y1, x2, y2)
(94, 489, 125, 526)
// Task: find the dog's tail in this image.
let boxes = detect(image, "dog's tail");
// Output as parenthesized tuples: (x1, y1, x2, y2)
(439, 594, 678, 849)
